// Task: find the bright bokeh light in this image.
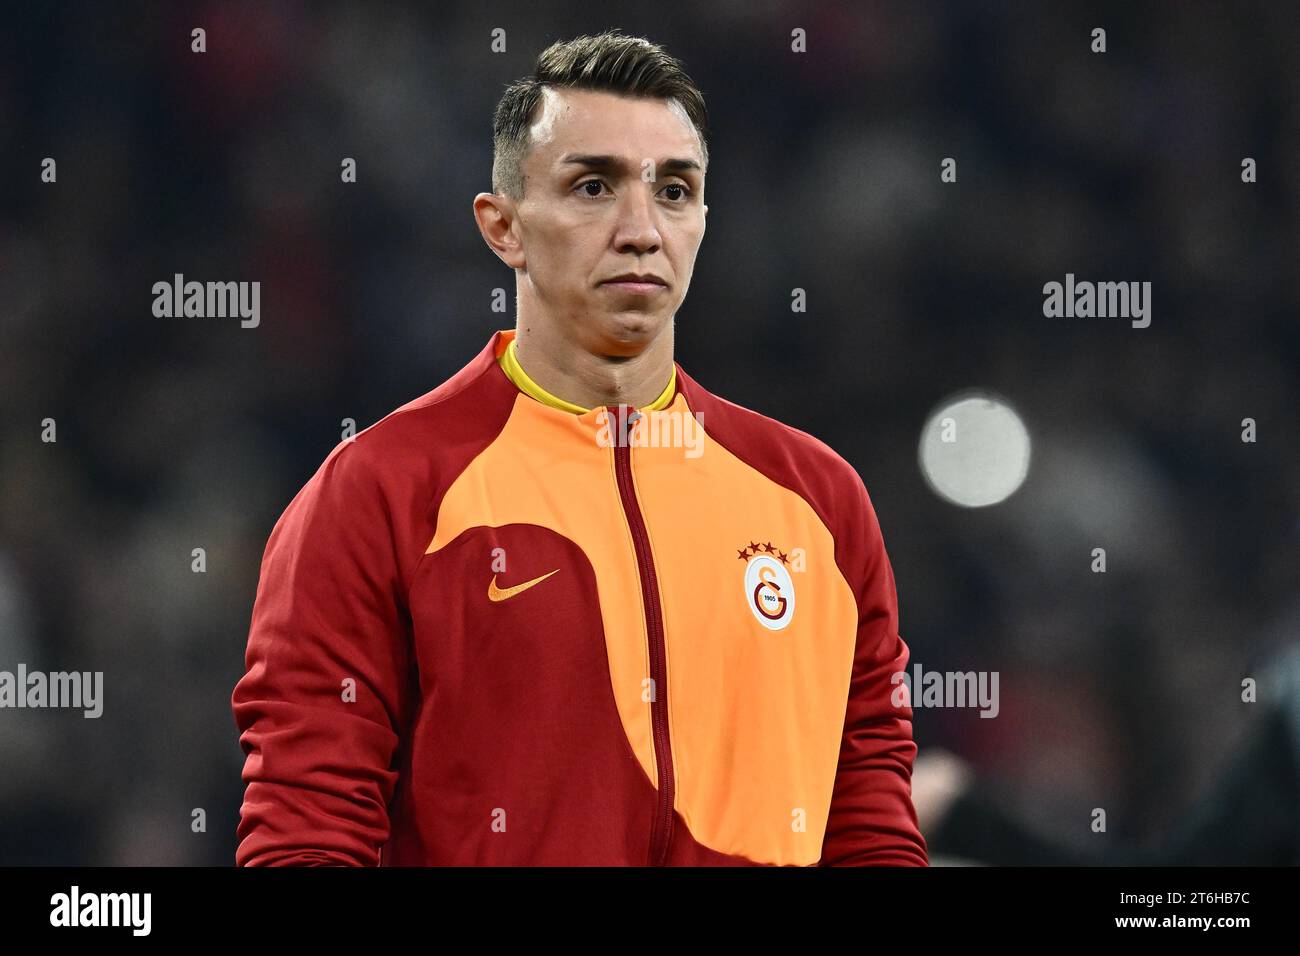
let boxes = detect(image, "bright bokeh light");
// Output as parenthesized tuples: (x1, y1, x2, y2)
(918, 391, 1032, 508)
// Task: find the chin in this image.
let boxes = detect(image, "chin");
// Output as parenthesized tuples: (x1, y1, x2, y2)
(591, 311, 668, 355)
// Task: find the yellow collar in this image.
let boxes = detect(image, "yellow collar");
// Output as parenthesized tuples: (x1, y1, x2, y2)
(499, 335, 676, 414)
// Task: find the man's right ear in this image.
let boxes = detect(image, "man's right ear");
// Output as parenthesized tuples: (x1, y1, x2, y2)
(472, 192, 526, 269)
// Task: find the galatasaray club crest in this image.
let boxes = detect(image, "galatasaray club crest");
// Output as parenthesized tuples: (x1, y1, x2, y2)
(736, 540, 795, 631)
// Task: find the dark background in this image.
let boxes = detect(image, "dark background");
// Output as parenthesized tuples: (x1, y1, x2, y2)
(1, 1, 1296, 864)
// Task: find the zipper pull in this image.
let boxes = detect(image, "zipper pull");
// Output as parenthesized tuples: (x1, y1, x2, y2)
(610, 404, 641, 447)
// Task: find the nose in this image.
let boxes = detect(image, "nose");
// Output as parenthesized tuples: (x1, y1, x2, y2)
(613, 185, 661, 255)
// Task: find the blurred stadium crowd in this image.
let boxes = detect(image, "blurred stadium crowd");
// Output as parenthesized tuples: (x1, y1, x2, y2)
(1, 1, 1296, 864)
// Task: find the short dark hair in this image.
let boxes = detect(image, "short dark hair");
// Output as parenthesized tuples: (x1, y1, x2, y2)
(491, 30, 708, 200)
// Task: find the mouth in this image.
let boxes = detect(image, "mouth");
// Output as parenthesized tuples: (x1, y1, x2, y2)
(600, 274, 668, 295)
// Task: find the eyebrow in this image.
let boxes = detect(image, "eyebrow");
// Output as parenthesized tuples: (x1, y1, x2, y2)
(559, 154, 703, 176)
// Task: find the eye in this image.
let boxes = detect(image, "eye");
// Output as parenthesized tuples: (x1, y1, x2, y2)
(575, 178, 608, 198)
(661, 183, 692, 202)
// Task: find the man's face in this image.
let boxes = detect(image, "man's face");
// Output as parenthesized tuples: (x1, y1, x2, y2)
(512, 87, 707, 356)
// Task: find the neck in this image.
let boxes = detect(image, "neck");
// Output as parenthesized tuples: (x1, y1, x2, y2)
(512, 318, 675, 410)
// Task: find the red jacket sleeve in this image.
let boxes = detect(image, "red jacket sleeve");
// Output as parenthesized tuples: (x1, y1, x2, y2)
(818, 472, 929, 866)
(232, 441, 416, 866)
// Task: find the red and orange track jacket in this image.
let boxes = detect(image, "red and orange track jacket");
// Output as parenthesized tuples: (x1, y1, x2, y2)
(232, 328, 928, 866)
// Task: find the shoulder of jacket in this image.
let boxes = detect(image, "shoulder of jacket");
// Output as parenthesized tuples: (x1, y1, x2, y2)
(354, 351, 514, 452)
(307, 352, 515, 498)
(683, 375, 867, 497)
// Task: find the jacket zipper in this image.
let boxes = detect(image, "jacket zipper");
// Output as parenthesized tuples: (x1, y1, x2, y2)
(609, 404, 676, 866)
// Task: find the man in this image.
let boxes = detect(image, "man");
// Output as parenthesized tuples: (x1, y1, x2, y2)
(232, 29, 927, 867)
